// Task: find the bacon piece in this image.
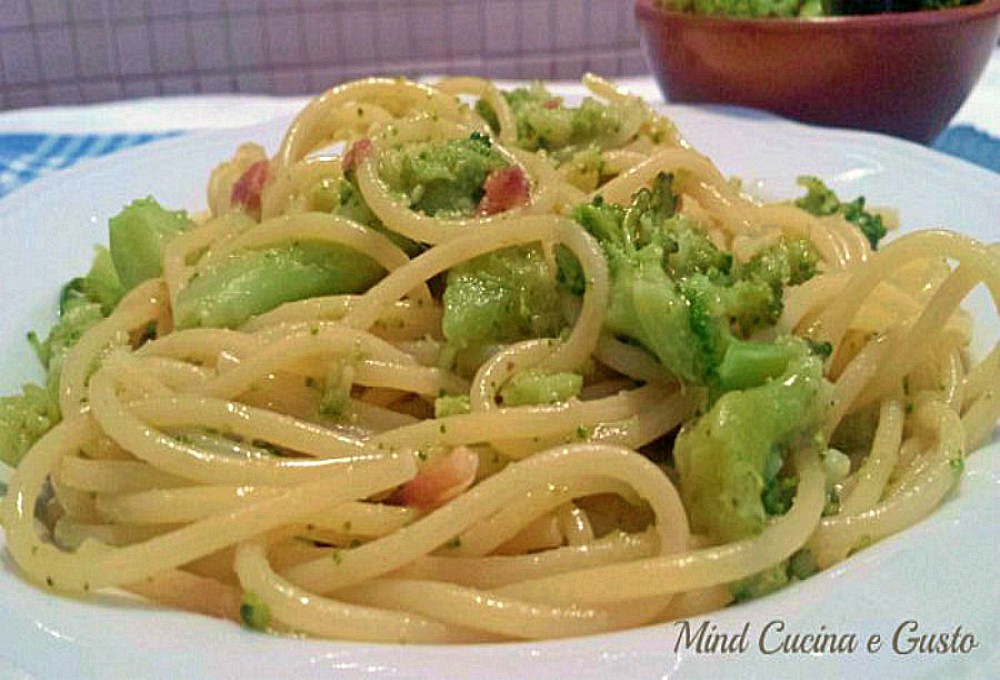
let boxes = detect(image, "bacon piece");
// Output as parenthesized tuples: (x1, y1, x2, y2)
(477, 166, 530, 216)
(342, 138, 374, 173)
(542, 98, 561, 110)
(230, 159, 269, 219)
(390, 447, 479, 509)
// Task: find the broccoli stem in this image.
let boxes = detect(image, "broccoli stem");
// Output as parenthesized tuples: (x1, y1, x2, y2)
(174, 242, 384, 329)
(109, 197, 193, 291)
(717, 339, 801, 392)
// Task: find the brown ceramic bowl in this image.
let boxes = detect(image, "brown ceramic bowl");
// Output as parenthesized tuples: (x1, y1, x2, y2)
(635, 0, 1000, 143)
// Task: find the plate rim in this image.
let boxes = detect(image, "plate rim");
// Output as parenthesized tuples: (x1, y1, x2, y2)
(0, 104, 997, 680)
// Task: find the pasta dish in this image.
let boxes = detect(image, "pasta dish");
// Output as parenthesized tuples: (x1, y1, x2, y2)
(0, 75, 997, 643)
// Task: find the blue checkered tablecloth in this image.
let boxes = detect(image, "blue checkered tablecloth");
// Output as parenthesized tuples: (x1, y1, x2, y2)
(0, 125, 996, 200)
(0, 132, 178, 198)
(932, 126, 1000, 174)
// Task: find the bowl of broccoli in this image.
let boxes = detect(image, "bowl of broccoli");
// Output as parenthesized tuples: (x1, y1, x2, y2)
(635, 0, 1000, 142)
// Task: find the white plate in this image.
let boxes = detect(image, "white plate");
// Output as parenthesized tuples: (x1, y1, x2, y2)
(0, 108, 998, 680)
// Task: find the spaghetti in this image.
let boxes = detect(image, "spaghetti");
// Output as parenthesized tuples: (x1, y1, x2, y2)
(1, 75, 997, 643)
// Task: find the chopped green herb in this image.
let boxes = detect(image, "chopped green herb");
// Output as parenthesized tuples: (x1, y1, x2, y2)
(240, 591, 272, 631)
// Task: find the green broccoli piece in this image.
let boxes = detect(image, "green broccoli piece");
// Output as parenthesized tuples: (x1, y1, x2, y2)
(795, 176, 887, 249)
(788, 547, 820, 579)
(559, 146, 606, 192)
(0, 383, 59, 467)
(474, 99, 501, 133)
(304, 177, 340, 213)
(570, 173, 818, 392)
(318, 361, 354, 419)
(731, 548, 819, 603)
(731, 562, 791, 603)
(239, 591, 271, 631)
(80, 246, 125, 315)
(378, 133, 508, 217)
(678, 272, 793, 389)
(174, 242, 384, 329)
(761, 474, 799, 516)
(919, 0, 977, 7)
(2, 201, 192, 466)
(434, 394, 471, 418)
(499, 370, 583, 407)
(668, 0, 817, 17)
(109, 197, 194, 291)
(673, 341, 828, 543)
(479, 84, 629, 153)
(794, 176, 840, 215)
(336, 176, 421, 256)
(336, 176, 381, 227)
(602, 238, 705, 384)
(741, 237, 818, 291)
(28, 284, 104, 372)
(840, 196, 888, 251)
(571, 176, 710, 385)
(441, 246, 564, 349)
(714, 335, 807, 393)
(26, 282, 106, 411)
(3, 244, 130, 466)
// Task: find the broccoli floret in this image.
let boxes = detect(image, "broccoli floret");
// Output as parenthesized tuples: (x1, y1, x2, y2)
(336, 176, 381, 228)
(794, 176, 839, 215)
(678, 273, 797, 389)
(499, 370, 583, 407)
(741, 237, 818, 290)
(109, 197, 193, 291)
(335, 177, 421, 257)
(761, 474, 799, 516)
(840, 196, 888, 251)
(4, 241, 129, 466)
(570, 173, 818, 392)
(795, 176, 887, 249)
(79, 246, 125, 315)
(0, 383, 59, 467)
(668, 0, 817, 17)
(674, 341, 828, 543)
(480, 84, 630, 153)
(441, 246, 564, 349)
(26, 282, 106, 411)
(378, 133, 508, 217)
(434, 394, 471, 418)
(28, 285, 104, 372)
(601, 236, 704, 384)
(559, 146, 605, 192)
(713, 238, 819, 336)
(571, 177, 709, 384)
